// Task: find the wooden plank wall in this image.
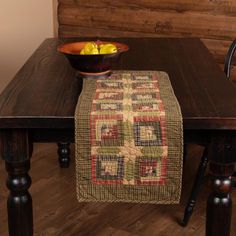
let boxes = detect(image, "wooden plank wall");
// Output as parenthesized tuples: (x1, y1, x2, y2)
(58, 0, 236, 79)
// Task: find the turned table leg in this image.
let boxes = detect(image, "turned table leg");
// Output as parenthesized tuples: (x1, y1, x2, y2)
(206, 162, 233, 236)
(0, 129, 33, 236)
(57, 142, 70, 168)
(206, 133, 235, 236)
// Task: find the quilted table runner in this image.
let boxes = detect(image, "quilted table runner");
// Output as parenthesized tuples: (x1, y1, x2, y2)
(75, 71, 183, 204)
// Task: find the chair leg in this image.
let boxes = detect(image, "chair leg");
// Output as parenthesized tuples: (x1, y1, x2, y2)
(57, 142, 71, 168)
(182, 147, 209, 227)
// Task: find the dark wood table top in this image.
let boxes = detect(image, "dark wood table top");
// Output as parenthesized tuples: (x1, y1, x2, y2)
(1, 37, 236, 130)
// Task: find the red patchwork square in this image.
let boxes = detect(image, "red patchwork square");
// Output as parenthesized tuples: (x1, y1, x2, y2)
(90, 115, 124, 146)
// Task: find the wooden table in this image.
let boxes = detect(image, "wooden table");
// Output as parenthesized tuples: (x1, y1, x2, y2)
(0, 38, 235, 236)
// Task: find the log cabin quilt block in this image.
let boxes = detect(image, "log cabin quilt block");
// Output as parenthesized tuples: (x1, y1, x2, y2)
(75, 71, 183, 204)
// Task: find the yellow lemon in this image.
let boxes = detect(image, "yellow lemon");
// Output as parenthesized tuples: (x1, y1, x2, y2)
(82, 42, 98, 54)
(80, 48, 85, 55)
(99, 44, 117, 54)
(90, 48, 99, 54)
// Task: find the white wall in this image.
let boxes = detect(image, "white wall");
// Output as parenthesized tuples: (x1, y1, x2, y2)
(0, 1, 55, 93)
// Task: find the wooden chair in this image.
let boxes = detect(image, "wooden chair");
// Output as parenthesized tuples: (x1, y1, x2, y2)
(182, 39, 236, 226)
(224, 39, 236, 78)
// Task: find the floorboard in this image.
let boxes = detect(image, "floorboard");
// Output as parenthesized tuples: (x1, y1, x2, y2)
(0, 144, 235, 236)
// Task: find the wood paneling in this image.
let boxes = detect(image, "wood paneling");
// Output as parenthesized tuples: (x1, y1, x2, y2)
(58, 5, 236, 39)
(58, 0, 236, 71)
(59, 0, 236, 14)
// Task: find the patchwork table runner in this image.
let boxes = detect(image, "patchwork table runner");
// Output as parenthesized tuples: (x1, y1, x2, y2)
(75, 71, 183, 204)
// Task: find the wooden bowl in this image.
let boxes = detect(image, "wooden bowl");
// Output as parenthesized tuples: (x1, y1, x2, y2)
(58, 41, 129, 76)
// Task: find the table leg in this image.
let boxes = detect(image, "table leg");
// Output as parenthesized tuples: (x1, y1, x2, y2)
(206, 134, 235, 236)
(57, 142, 71, 168)
(0, 129, 33, 236)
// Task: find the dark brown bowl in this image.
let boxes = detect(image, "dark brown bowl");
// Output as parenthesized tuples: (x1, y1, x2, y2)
(58, 41, 129, 75)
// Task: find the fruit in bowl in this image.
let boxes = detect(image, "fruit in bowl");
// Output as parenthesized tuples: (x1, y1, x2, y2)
(80, 42, 118, 55)
(58, 41, 129, 75)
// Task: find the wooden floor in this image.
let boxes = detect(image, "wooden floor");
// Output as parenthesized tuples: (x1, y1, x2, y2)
(0, 144, 235, 236)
